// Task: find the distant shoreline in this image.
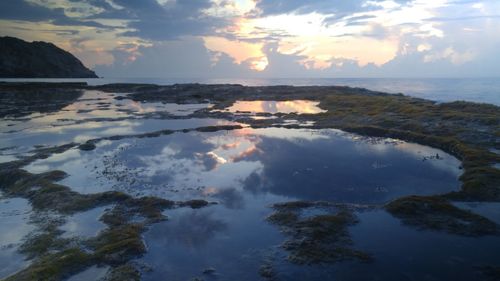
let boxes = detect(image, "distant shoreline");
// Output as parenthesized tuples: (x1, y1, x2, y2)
(1, 77, 499, 105)
(1, 79, 499, 107)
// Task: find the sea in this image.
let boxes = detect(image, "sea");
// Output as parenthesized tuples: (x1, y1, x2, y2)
(1, 77, 499, 106)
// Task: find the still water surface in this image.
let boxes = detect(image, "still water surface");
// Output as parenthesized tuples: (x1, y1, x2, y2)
(0, 88, 498, 280)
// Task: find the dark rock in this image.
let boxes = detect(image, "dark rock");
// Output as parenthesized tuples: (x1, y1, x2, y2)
(0, 36, 98, 78)
(385, 195, 499, 236)
(79, 142, 96, 151)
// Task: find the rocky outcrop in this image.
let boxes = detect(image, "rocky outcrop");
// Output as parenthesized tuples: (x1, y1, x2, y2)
(0, 36, 97, 78)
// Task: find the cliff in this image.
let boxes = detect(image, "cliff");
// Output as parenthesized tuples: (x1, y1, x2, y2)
(0, 36, 98, 78)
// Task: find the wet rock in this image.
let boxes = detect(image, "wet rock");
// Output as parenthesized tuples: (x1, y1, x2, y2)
(103, 264, 141, 281)
(195, 125, 243, 132)
(4, 248, 93, 281)
(267, 202, 372, 264)
(78, 142, 96, 151)
(88, 224, 146, 265)
(179, 199, 211, 209)
(385, 195, 499, 236)
(202, 267, 216, 275)
(259, 264, 277, 280)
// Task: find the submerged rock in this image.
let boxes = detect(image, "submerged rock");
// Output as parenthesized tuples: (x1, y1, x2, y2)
(202, 267, 216, 275)
(102, 264, 141, 281)
(267, 201, 372, 264)
(385, 195, 499, 236)
(78, 142, 96, 151)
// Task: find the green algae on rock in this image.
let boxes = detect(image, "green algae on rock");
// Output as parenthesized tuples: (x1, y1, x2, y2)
(385, 195, 499, 236)
(0, 164, 213, 280)
(102, 264, 141, 281)
(267, 201, 372, 264)
(1, 82, 499, 279)
(4, 248, 93, 281)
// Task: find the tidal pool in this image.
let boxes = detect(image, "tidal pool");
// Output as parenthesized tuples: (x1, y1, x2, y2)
(2, 90, 499, 281)
(0, 197, 34, 279)
(25, 127, 461, 202)
(262, 209, 500, 281)
(0, 90, 219, 159)
(221, 100, 326, 114)
(140, 199, 284, 281)
(15, 124, 473, 281)
(0, 118, 237, 160)
(60, 206, 109, 239)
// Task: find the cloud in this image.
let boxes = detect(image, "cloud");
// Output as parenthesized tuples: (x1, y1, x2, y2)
(1, 0, 499, 77)
(253, 0, 414, 17)
(0, 0, 109, 28)
(95, 0, 228, 40)
(253, 0, 365, 17)
(95, 36, 256, 78)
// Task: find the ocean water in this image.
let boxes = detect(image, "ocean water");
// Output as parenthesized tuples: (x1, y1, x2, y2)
(1, 77, 499, 106)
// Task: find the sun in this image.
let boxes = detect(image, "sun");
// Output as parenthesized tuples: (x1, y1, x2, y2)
(249, 56, 269, 71)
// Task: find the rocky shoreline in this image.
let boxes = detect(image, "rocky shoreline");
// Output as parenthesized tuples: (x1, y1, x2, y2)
(0, 82, 498, 280)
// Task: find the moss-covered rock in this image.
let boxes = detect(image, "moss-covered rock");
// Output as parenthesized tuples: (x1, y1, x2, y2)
(89, 224, 146, 265)
(385, 195, 499, 236)
(5, 248, 93, 281)
(103, 264, 141, 281)
(267, 202, 371, 264)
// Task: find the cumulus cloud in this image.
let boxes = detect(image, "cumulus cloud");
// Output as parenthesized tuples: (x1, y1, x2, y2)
(0, 0, 498, 77)
(112, 0, 227, 40)
(0, 0, 109, 28)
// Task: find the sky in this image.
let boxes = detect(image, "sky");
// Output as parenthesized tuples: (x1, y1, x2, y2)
(0, 0, 499, 78)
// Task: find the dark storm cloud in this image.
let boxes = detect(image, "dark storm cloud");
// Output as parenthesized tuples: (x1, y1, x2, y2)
(256, 0, 413, 15)
(254, 0, 413, 16)
(0, 0, 109, 28)
(87, 0, 227, 40)
(0, 0, 225, 40)
(253, 0, 359, 16)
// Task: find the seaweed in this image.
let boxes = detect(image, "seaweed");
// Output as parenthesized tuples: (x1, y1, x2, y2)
(89, 224, 147, 265)
(267, 201, 371, 264)
(4, 248, 93, 281)
(102, 264, 141, 281)
(1, 82, 500, 278)
(0, 165, 212, 281)
(385, 195, 499, 236)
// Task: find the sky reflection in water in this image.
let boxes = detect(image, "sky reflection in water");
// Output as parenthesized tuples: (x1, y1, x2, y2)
(3, 92, 492, 281)
(0, 90, 219, 161)
(0, 197, 34, 279)
(224, 100, 326, 114)
(26, 127, 461, 203)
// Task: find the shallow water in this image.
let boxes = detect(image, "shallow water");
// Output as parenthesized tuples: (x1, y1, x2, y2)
(60, 206, 109, 239)
(25, 128, 461, 203)
(222, 100, 326, 114)
(0, 90, 234, 161)
(263, 209, 500, 281)
(0, 118, 236, 162)
(66, 265, 110, 281)
(140, 196, 284, 281)
(0, 197, 34, 279)
(1, 88, 499, 281)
